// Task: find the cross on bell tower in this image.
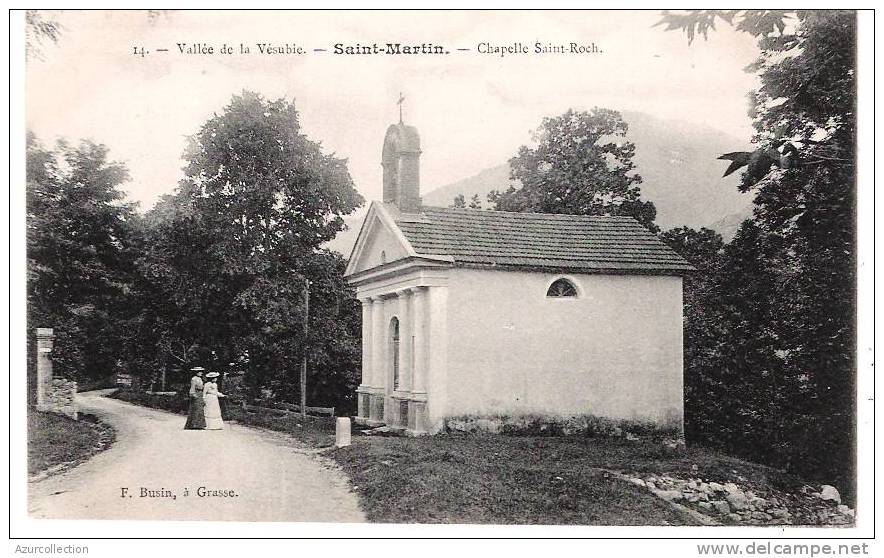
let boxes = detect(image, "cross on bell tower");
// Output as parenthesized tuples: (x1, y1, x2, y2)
(382, 98, 422, 214)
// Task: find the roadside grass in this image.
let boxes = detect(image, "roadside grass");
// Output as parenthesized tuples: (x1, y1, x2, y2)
(27, 409, 115, 475)
(225, 406, 337, 448)
(329, 434, 691, 524)
(109, 388, 337, 448)
(104, 389, 833, 524)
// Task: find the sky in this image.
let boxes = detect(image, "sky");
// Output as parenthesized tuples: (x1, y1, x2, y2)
(26, 10, 761, 212)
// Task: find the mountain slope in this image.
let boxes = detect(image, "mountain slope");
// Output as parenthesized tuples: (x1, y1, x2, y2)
(326, 111, 756, 256)
(423, 111, 755, 232)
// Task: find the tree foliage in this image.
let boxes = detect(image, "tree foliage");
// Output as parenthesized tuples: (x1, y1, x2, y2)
(27, 92, 366, 412)
(26, 133, 141, 385)
(25, 11, 62, 60)
(181, 91, 363, 270)
(135, 91, 365, 408)
(656, 10, 791, 45)
(488, 108, 658, 231)
(450, 193, 483, 209)
(660, 10, 856, 498)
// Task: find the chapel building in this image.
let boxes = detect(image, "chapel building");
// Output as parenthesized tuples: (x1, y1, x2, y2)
(344, 121, 693, 435)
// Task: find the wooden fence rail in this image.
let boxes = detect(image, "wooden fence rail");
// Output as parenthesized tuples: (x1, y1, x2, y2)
(239, 401, 335, 417)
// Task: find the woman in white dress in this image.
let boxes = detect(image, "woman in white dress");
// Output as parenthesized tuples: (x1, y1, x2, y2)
(203, 372, 226, 430)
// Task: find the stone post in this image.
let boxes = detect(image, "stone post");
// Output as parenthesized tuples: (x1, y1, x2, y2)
(35, 328, 54, 412)
(335, 417, 351, 447)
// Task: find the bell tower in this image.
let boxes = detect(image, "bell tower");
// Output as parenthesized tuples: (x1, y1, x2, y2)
(381, 121, 422, 214)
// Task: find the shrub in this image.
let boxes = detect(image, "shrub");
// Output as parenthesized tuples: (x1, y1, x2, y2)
(109, 388, 190, 414)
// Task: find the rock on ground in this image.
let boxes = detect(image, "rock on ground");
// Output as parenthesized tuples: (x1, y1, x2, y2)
(624, 472, 854, 527)
(819, 485, 841, 505)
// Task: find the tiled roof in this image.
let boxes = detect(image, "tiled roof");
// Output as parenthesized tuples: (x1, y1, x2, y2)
(395, 206, 694, 274)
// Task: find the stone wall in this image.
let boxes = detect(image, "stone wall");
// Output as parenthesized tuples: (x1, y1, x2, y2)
(34, 328, 79, 420)
(44, 378, 78, 420)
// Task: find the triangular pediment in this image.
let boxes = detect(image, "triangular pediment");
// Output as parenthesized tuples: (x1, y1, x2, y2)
(344, 202, 416, 276)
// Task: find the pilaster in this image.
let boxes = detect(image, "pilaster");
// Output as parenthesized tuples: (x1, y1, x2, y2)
(396, 288, 414, 394)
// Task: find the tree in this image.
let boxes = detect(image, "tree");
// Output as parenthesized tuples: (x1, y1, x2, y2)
(26, 133, 141, 385)
(181, 91, 363, 270)
(656, 10, 792, 45)
(26, 11, 62, 60)
(488, 108, 658, 231)
(660, 10, 856, 496)
(25, 10, 174, 61)
(127, 193, 231, 388)
(450, 193, 466, 208)
(745, 11, 856, 493)
(144, 91, 365, 408)
(664, 224, 794, 464)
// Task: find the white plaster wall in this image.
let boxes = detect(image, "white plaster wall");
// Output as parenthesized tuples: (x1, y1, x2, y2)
(443, 268, 684, 429)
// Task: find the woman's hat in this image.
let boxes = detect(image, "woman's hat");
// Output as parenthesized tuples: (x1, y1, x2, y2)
(206, 372, 220, 378)
(190, 366, 205, 372)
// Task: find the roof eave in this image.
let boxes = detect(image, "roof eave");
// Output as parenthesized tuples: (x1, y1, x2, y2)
(449, 260, 696, 276)
(345, 255, 455, 286)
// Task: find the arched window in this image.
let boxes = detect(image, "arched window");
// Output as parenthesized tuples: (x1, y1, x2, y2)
(390, 317, 400, 389)
(547, 278, 578, 298)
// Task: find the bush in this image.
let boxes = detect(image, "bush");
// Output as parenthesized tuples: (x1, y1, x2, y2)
(109, 388, 190, 414)
(107, 388, 336, 447)
(76, 375, 116, 392)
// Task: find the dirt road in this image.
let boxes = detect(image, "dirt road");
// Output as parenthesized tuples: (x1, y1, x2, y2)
(28, 391, 365, 522)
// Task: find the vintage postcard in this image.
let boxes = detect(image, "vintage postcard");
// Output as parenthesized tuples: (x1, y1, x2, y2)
(10, 7, 874, 546)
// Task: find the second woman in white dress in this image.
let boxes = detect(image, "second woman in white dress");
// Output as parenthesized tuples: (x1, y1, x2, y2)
(203, 372, 226, 430)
